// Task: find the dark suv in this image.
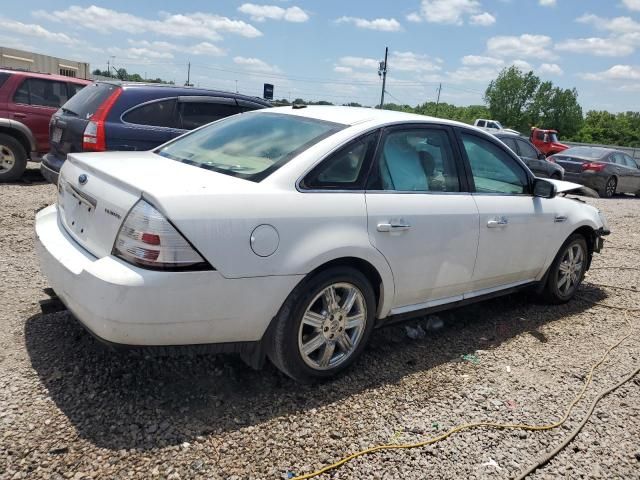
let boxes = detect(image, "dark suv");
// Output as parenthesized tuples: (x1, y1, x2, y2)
(41, 82, 272, 184)
(0, 69, 90, 181)
(494, 132, 565, 180)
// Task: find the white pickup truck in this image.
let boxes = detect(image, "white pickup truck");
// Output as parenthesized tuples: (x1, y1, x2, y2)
(474, 119, 520, 135)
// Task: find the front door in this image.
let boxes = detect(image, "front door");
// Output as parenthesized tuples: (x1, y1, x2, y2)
(459, 131, 556, 293)
(365, 126, 479, 311)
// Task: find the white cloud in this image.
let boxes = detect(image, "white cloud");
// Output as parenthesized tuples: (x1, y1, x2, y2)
(461, 55, 504, 66)
(336, 16, 402, 32)
(411, 0, 482, 25)
(337, 56, 380, 69)
(487, 34, 555, 59)
(35, 6, 262, 41)
(391, 51, 442, 72)
(582, 64, 640, 81)
(469, 12, 496, 26)
(556, 37, 635, 57)
(126, 39, 225, 57)
(448, 66, 502, 83)
(539, 63, 563, 75)
(511, 59, 534, 71)
(233, 56, 282, 73)
(190, 42, 226, 56)
(539, 0, 556, 6)
(1, 18, 78, 45)
(333, 66, 353, 74)
(406, 12, 423, 23)
(237, 4, 309, 22)
(621, 0, 640, 11)
(577, 14, 640, 34)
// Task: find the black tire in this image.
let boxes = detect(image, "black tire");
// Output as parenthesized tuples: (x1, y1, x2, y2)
(550, 172, 562, 180)
(600, 176, 617, 198)
(0, 133, 28, 182)
(541, 234, 588, 304)
(267, 267, 376, 382)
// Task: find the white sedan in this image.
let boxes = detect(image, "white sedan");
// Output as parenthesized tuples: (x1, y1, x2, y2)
(35, 106, 609, 381)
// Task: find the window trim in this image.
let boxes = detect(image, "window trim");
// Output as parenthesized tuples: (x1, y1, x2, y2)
(454, 127, 534, 196)
(120, 97, 181, 130)
(365, 123, 470, 194)
(298, 130, 381, 191)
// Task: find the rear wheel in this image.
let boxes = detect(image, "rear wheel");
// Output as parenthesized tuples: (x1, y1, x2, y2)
(600, 176, 617, 198)
(542, 234, 588, 304)
(0, 134, 28, 182)
(267, 267, 375, 382)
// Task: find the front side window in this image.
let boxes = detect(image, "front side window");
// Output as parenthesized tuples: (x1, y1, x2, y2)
(302, 132, 377, 189)
(623, 154, 639, 169)
(123, 99, 178, 128)
(13, 79, 69, 107)
(156, 112, 345, 182)
(462, 133, 529, 195)
(369, 128, 461, 192)
(516, 138, 538, 158)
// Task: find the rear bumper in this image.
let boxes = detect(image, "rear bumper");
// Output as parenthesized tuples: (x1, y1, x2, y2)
(562, 172, 607, 193)
(35, 204, 303, 347)
(40, 160, 59, 185)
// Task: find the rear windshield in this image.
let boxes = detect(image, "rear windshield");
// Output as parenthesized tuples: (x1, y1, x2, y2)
(60, 82, 119, 118)
(564, 147, 606, 159)
(156, 112, 345, 182)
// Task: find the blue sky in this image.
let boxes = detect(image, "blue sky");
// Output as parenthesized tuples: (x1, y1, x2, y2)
(1, 1, 639, 111)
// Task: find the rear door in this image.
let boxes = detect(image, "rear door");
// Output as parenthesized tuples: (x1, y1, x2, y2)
(113, 98, 183, 151)
(622, 154, 640, 193)
(177, 96, 243, 130)
(458, 130, 556, 292)
(10, 77, 70, 152)
(365, 125, 479, 311)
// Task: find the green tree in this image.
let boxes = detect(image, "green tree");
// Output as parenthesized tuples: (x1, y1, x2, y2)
(484, 66, 540, 131)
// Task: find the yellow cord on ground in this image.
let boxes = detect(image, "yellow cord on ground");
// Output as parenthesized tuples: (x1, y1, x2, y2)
(292, 293, 638, 480)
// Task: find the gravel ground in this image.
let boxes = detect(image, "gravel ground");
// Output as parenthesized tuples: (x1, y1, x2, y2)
(1, 166, 639, 480)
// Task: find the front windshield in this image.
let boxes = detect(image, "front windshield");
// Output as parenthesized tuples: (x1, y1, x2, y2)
(156, 112, 345, 182)
(548, 133, 559, 143)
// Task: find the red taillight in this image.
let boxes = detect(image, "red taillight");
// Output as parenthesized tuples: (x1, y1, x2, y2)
(582, 162, 606, 172)
(82, 87, 122, 152)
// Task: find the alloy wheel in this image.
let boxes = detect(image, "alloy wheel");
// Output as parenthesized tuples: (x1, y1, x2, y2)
(0, 145, 15, 173)
(605, 178, 616, 197)
(297, 282, 367, 370)
(556, 243, 584, 296)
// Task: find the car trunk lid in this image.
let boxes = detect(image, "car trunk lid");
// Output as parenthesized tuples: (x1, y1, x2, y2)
(57, 151, 255, 259)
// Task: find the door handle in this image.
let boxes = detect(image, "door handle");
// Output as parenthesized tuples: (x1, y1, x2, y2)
(377, 222, 411, 232)
(12, 113, 26, 118)
(554, 215, 568, 223)
(487, 216, 508, 228)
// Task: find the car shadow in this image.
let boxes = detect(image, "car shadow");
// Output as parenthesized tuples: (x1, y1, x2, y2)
(5, 165, 51, 186)
(24, 287, 606, 451)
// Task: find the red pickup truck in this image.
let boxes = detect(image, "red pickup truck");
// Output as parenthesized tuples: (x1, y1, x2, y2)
(0, 69, 90, 182)
(530, 127, 569, 157)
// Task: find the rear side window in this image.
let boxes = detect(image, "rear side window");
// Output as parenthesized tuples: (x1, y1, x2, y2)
(61, 82, 119, 118)
(302, 132, 378, 190)
(0, 72, 10, 89)
(179, 101, 241, 130)
(500, 137, 518, 153)
(461, 133, 529, 195)
(67, 83, 85, 98)
(123, 99, 178, 128)
(13, 78, 69, 107)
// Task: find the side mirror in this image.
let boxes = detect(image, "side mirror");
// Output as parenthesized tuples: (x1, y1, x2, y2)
(538, 152, 546, 160)
(533, 178, 557, 199)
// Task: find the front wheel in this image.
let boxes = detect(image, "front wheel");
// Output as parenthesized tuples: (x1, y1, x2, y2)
(267, 267, 376, 382)
(0, 134, 28, 182)
(542, 234, 588, 304)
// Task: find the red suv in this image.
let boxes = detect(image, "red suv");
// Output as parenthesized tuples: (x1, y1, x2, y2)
(0, 69, 90, 182)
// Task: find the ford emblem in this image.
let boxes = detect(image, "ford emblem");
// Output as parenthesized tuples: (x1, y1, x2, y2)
(78, 174, 88, 185)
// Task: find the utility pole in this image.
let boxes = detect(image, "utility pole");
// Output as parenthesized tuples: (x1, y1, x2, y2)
(235, 79, 238, 93)
(435, 83, 442, 117)
(378, 46, 388, 109)
(185, 62, 192, 86)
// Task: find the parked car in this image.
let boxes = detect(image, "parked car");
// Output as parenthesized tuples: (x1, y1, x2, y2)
(0, 69, 90, 182)
(474, 118, 519, 135)
(40, 81, 272, 184)
(550, 146, 640, 198)
(35, 106, 609, 382)
(530, 127, 569, 157)
(494, 132, 565, 179)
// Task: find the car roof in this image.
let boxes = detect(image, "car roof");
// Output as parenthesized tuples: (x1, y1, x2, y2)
(495, 132, 527, 139)
(263, 105, 473, 128)
(0, 68, 90, 84)
(565, 146, 617, 156)
(96, 80, 271, 105)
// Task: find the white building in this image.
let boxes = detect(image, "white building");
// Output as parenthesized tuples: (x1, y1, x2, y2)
(0, 46, 89, 79)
